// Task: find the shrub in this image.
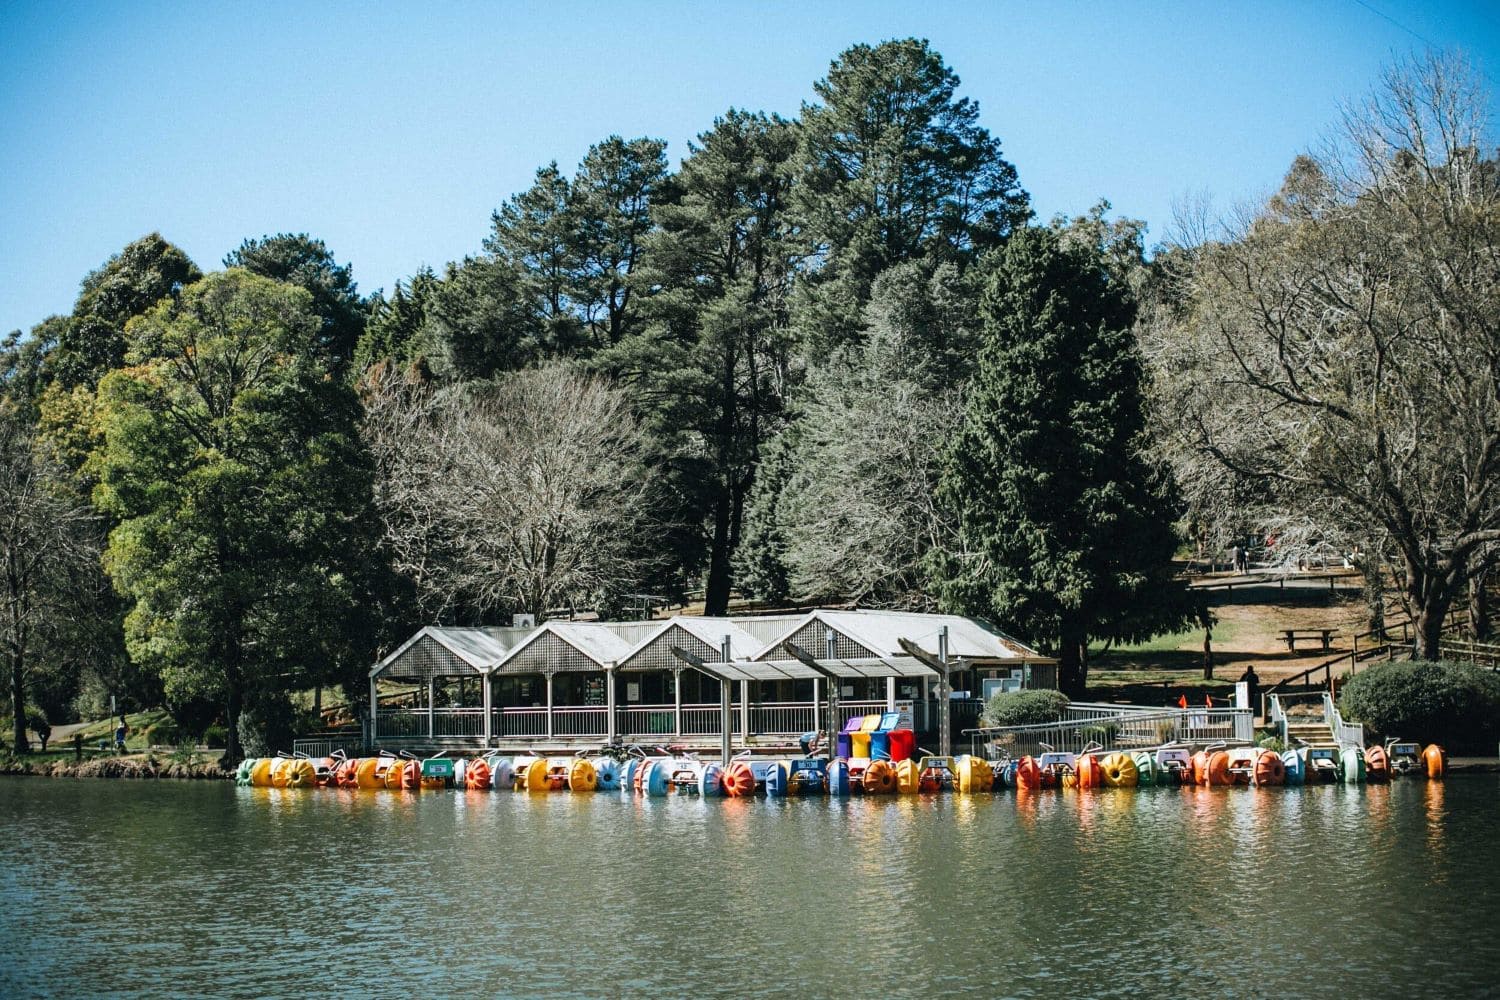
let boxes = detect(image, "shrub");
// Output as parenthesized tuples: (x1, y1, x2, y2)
(981, 689, 1069, 728)
(202, 724, 228, 749)
(142, 721, 183, 747)
(1257, 734, 1289, 753)
(1080, 722, 1118, 747)
(1339, 660, 1500, 754)
(237, 694, 297, 756)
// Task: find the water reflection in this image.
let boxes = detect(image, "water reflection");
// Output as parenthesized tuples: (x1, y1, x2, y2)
(3, 777, 1498, 999)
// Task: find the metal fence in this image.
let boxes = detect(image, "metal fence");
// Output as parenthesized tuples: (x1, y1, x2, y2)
(291, 733, 365, 757)
(369, 696, 991, 744)
(965, 707, 1253, 760)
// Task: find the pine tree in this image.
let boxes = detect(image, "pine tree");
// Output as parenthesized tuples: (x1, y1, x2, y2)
(602, 111, 799, 615)
(793, 39, 1030, 353)
(931, 227, 1191, 695)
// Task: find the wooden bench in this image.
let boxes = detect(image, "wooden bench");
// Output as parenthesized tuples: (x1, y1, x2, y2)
(1281, 628, 1340, 652)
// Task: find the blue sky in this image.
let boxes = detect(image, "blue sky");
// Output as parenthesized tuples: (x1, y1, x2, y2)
(2, 2, 1497, 334)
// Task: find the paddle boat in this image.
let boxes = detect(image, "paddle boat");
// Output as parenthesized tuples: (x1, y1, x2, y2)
(1191, 746, 1232, 786)
(1339, 745, 1366, 784)
(1224, 747, 1285, 786)
(1423, 744, 1447, 779)
(1068, 750, 1105, 789)
(1130, 751, 1156, 787)
(1099, 752, 1139, 788)
(721, 757, 759, 797)
(415, 753, 453, 790)
(913, 755, 957, 793)
(1301, 746, 1340, 783)
(955, 754, 994, 793)
(827, 759, 852, 796)
(860, 758, 897, 794)
(1153, 746, 1194, 786)
(1363, 743, 1390, 783)
(1035, 745, 1076, 787)
(1280, 748, 1305, 785)
(463, 756, 493, 790)
(1387, 741, 1423, 776)
(766, 758, 827, 797)
(591, 756, 622, 791)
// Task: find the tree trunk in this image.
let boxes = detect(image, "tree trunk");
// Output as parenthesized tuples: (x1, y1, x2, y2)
(222, 636, 243, 767)
(1056, 621, 1087, 697)
(704, 490, 733, 617)
(1470, 570, 1492, 642)
(1201, 625, 1215, 681)
(1361, 560, 1386, 638)
(1411, 599, 1448, 662)
(9, 648, 26, 755)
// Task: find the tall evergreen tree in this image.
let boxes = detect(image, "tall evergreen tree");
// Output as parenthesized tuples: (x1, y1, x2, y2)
(571, 136, 670, 348)
(224, 233, 368, 370)
(353, 268, 439, 373)
(931, 227, 1190, 695)
(793, 39, 1030, 353)
(484, 163, 586, 355)
(603, 111, 799, 614)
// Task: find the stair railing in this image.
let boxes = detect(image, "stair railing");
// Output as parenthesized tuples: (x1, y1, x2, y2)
(1322, 691, 1365, 749)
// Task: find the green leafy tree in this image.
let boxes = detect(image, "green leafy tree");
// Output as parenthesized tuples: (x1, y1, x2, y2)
(50, 233, 202, 390)
(604, 111, 799, 614)
(793, 39, 1030, 352)
(423, 257, 541, 380)
(224, 233, 368, 370)
(931, 227, 1191, 695)
(95, 269, 379, 763)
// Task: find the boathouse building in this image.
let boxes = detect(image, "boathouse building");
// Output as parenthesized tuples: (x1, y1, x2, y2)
(367, 609, 1056, 751)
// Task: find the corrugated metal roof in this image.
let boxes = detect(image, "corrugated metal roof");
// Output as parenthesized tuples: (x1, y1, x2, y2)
(534, 621, 634, 665)
(371, 625, 520, 676)
(699, 655, 937, 683)
(786, 610, 1043, 661)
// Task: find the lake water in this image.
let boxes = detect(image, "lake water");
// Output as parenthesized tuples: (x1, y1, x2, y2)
(2, 775, 1497, 998)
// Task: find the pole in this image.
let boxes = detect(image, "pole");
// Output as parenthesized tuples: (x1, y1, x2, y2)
(672, 666, 683, 739)
(938, 626, 951, 757)
(544, 671, 554, 739)
(368, 676, 378, 750)
(427, 676, 436, 739)
(482, 669, 493, 747)
(720, 636, 733, 765)
(605, 664, 617, 744)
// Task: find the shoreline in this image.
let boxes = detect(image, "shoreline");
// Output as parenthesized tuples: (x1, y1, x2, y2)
(3, 754, 1497, 781)
(0, 754, 231, 780)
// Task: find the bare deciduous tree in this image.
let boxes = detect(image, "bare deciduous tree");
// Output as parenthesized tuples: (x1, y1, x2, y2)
(0, 407, 97, 752)
(364, 364, 655, 621)
(1147, 52, 1500, 659)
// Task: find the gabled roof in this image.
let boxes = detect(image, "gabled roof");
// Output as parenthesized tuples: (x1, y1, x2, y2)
(369, 625, 529, 677)
(491, 619, 636, 673)
(750, 608, 1046, 662)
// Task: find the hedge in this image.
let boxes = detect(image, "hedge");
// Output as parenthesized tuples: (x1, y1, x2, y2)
(1339, 660, 1500, 754)
(981, 689, 1069, 728)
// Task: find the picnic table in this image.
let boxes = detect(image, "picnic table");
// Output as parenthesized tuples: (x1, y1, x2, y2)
(1281, 628, 1340, 652)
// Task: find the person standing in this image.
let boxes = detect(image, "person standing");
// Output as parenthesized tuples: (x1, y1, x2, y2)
(114, 715, 128, 754)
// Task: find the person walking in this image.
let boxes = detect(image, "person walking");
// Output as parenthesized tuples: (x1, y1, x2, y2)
(114, 714, 129, 754)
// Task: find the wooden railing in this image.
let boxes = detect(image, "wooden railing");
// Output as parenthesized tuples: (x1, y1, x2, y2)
(1267, 608, 1474, 697)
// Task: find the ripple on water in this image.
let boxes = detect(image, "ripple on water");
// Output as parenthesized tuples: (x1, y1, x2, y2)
(2, 776, 1500, 998)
